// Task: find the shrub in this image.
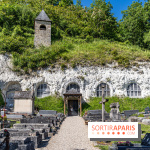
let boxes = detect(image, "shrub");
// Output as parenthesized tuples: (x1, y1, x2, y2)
(0, 36, 26, 53)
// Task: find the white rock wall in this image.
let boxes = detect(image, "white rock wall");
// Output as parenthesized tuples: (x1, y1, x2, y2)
(0, 54, 150, 101)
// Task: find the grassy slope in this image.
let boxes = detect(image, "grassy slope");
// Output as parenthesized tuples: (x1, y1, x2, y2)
(12, 37, 150, 73)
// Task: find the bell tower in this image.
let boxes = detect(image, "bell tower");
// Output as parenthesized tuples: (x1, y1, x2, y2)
(34, 10, 51, 47)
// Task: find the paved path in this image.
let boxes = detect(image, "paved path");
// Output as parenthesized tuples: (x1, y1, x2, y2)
(39, 116, 98, 150)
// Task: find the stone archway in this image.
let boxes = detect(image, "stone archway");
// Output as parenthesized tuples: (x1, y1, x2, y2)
(3, 81, 22, 108)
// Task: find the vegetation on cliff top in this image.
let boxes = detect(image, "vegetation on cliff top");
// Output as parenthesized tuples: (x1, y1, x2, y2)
(13, 38, 150, 73)
(0, 0, 150, 72)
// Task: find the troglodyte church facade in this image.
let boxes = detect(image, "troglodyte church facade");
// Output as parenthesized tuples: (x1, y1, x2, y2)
(0, 10, 150, 115)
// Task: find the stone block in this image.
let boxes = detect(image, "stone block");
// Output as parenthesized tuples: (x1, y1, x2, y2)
(30, 135, 42, 148)
(124, 110, 139, 118)
(142, 119, 150, 125)
(14, 99, 34, 114)
(87, 110, 102, 115)
(18, 141, 34, 150)
(40, 132, 48, 140)
(137, 117, 146, 122)
(128, 117, 138, 122)
(11, 136, 31, 145)
(39, 110, 57, 115)
(6, 114, 23, 119)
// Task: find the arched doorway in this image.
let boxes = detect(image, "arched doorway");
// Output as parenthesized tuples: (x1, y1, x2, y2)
(64, 83, 82, 116)
(5, 82, 21, 108)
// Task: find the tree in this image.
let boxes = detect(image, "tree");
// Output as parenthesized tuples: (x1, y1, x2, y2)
(59, 0, 73, 7)
(76, 0, 82, 8)
(89, 0, 118, 39)
(119, 1, 150, 48)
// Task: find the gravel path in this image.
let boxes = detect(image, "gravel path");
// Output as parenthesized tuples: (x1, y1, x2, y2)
(39, 116, 98, 150)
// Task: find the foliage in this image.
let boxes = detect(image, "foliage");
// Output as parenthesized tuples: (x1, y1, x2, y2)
(0, 0, 150, 71)
(82, 96, 150, 115)
(119, 1, 150, 48)
(59, 0, 73, 7)
(90, 0, 118, 39)
(0, 0, 118, 50)
(131, 113, 138, 117)
(0, 35, 27, 53)
(0, 93, 4, 106)
(34, 95, 64, 113)
(95, 145, 109, 150)
(11, 37, 150, 72)
(140, 123, 150, 134)
(138, 114, 144, 117)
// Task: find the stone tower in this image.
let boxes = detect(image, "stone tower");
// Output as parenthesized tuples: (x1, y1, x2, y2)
(34, 10, 51, 47)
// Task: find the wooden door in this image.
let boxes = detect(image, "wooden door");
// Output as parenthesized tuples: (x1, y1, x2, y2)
(68, 100, 78, 116)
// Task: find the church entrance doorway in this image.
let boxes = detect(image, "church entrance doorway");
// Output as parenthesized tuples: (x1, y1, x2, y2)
(68, 100, 78, 116)
(63, 88, 82, 116)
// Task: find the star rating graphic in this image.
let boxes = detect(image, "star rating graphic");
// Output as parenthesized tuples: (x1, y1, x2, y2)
(93, 131, 127, 136)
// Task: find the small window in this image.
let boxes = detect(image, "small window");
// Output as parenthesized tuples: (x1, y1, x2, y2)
(97, 83, 110, 97)
(127, 83, 141, 97)
(66, 83, 80, 92)
(40, 25, 46, 30)
(37, 83, 50, 98)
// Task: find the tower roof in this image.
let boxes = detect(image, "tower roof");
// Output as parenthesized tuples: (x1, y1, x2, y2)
(35, 10, 51, 22)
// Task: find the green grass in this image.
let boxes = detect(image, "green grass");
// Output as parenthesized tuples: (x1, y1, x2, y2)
(95, 145, 109, 150)
(82, 96, 150, 116)
(34, 95, 65, 113)
(140, 123, 150, 134)
(34, 95, 150, 115)
(12, 37, 150, 73)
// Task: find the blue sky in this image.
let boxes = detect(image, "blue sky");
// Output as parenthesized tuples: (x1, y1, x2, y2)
(73, 0, 147, 21)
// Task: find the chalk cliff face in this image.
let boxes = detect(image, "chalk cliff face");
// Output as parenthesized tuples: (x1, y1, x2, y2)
(0, 54, 150, 104)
